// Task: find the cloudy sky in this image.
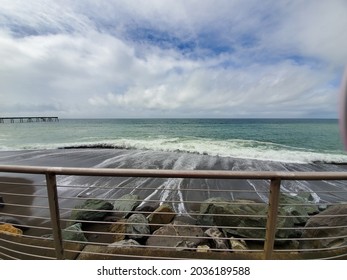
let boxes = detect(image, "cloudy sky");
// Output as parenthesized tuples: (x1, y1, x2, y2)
(1, 0, 346, 118)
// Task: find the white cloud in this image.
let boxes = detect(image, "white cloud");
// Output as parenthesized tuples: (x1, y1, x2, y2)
(0, 0, 345, 118)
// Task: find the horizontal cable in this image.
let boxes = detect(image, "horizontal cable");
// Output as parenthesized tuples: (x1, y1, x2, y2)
(56, 183, 271, 194)
(0, 236, 57, 251)
(0, 244, 55, 259)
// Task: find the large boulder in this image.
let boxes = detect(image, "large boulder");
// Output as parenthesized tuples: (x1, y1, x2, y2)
(109, 219, 127, 242)
(70, 199, 113, 223)
(126, 214, 150, 240)
(198, 197, 268, 239)
(198, 196, 313, 240)
(300, 204, 347, 249)
(43, 223, 88, 242)
(280, 193, 319, 225)
(113, 194, 140, 218)
(147, 204, 176, 232)
(62, 223, 88, 242)
(146, 221, 204, 249)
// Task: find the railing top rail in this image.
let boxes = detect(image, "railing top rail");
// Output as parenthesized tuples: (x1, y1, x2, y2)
(1, 164, 347, 180)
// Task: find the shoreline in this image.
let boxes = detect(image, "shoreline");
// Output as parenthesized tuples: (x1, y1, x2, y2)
(1, 148, 347, 231)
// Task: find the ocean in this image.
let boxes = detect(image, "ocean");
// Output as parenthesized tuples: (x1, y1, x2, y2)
(1, 118, 346, 163)
(1, 118, 347, 214)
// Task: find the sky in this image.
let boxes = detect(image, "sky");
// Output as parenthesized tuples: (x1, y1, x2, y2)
(1, 0, 347, 118)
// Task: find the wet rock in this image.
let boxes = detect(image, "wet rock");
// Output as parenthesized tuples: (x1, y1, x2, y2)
(146, 221, 204, 249)
(113, 194, 140, 218)
(109, 219, 127, 242)
(300, 204, 347, 249)
(70, 199, 113, 223)
(204, 227, 229, 250)
(108, 239, 140, 248)
(147, 204, 176, 232)
(0, 223, 23, 236)
(126, 214, 150, 240)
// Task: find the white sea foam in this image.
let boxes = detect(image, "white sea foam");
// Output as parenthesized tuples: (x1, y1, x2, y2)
(1, 136, 347, 164)
(61, 137, 347, 164)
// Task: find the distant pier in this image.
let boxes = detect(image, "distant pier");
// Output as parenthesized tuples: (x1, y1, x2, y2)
(0, 117, 59, 124)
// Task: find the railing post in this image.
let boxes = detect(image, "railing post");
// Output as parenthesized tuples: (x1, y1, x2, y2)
(45, 172, 65, 259)
(263, 178, 281, 260)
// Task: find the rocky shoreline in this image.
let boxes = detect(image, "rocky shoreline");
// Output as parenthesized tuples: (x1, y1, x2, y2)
(1, 193, 347, 256)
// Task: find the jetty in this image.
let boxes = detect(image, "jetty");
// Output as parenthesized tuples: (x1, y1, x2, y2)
(0, 117, 59, 124)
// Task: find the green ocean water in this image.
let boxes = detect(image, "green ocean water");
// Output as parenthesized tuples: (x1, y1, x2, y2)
(0, 118, 346, 163)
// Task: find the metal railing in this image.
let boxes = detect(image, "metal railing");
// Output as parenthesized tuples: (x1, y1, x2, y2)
(0, 164, 347, 260)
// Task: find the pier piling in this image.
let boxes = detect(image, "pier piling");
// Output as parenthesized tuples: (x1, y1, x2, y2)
(0, 117, 59, 124)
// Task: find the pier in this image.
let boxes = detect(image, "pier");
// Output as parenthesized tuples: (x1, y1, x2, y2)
(0, 117, 59, 124)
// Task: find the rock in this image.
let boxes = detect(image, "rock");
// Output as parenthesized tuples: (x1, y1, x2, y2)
(0, 216, 29, 231)
(41, 224, 87, 242)
(108, 239, 140, 248)
(318, 204, 328, 212)
(135, 205, 157, 217)
(300, 204, 347, 249)
(229, 237, 248, 251)
(70, 199, 113, 223)
(280, 193, 319, 225)
(198, 197, 268, 239)
(0, 196, 4, 208)
(126, 214, 150, 240)
(198, 197, 305, 240)
(0, 223, 23, 236)
(109, 219, 127, 242)
(62, 223, 88, 242)
(204, 227, 229, 250)
(146, 221, 204, 249)
(147, 204, 176, 232)
(197, 245, 210, 252)
(113, 194, 140, 218)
